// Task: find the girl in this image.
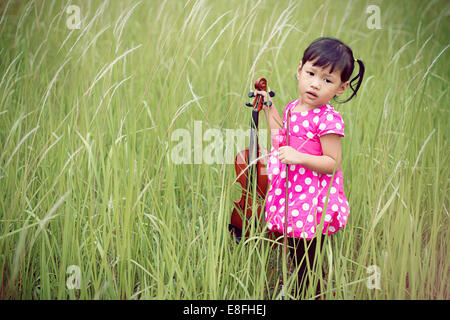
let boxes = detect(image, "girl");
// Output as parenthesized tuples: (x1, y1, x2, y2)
(257, 37, 365, 296)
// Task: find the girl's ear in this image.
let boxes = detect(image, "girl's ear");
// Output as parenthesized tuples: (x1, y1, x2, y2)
(335, 81, 349, 96)
(297, 61, 303, 79)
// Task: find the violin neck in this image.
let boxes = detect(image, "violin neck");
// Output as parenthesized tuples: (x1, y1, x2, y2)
(247, 109, 260, 191)
(249, 109, 260, 162)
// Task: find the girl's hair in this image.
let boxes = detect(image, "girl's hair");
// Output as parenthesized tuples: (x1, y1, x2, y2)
(301, 37, 365, 103)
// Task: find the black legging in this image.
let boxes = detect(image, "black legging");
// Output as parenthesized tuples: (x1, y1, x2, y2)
(288, 236, 325, 297)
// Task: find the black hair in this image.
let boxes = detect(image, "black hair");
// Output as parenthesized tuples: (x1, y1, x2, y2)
(301, 37, 365, 103)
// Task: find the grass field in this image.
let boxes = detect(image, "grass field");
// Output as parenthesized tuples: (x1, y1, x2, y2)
(0, 0, 448, 299)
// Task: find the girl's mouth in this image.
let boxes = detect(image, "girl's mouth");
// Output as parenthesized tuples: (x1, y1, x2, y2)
(306, 91, 318, 99)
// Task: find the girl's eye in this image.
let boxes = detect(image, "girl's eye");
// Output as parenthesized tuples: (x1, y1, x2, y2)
(324, 79, 332, 83)
(307, 71, 314, 76)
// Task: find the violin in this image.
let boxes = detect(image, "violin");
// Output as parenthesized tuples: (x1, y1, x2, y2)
(229, 78, 275, 243)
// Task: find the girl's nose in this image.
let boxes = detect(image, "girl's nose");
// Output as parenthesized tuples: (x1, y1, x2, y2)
(311, 78, 321, 89)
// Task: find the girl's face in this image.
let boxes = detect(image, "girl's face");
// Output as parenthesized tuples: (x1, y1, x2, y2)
(297, 59, 349, 108)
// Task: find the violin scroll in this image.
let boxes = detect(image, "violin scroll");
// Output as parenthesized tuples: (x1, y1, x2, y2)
(245, 78, 275, 110)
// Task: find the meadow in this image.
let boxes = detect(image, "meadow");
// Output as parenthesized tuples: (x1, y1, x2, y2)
(0, 0, 448, 299)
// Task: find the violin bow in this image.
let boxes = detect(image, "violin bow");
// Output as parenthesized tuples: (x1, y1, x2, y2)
(281, 108, 291, 300)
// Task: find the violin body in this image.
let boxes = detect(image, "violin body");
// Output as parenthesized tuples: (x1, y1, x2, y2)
(230, 147, 268, 236)
(229, 78, 274, 243)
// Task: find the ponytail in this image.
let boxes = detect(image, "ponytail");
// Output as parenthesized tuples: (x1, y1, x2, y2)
(340, 59, 365, 103)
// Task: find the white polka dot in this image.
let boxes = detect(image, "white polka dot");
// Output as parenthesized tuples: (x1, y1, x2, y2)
(307, 215, 314, 222)
(296, 221, 303, 228)
(270, 206, 276, 212)
(278, 206, 285, 213)
(312, 171, 318, 176)
(293, 125, 299, 133)
(330, 187, 337, 194)
(305, 177, 312, 185)
(321, 180, 327, 187)
(275, 188, 282, 196)
(291, 115, 297, 122)
(293, 174, 298, 182)
(309, 186, 315, 193)
(300, 194, 306, 200)
(295, 185, 302, 192)
(301, 231, 308, 238)
(306, 132, 314, 139)
(280, 171, 286, 178)
(290, 164, 296, 171)
(332, 204, 338, 211)
(319, 123, 326, 130)
(270, 157, 277, 164)
(289, 192, 293, 199)
(303, 203, 310, 211)
(317, 206, 323, 213)
(329, 226, 335, 232)
(336, 177, 340, 184)
(301, 111, 308, 116)
(313, 108, 321, 113)
(312, 197, 318, 205)
(310, 226, 315, 233)
(327, 114, 334, 121)
(273, 167, 279, 175)
(299, 168, 305, 174)
(279, 198, 285, 205)
(324, 214, 332, 222)
(292, 209, 299, 217)
(313, 116, 319, 124)
(302, 120, 309, 127)
(336, 123, 342, 130)
(341, 207, 346, 213)
(287, 227, 292, 233)
(338, 197, 343, 203)
(268, 195, 273, 202)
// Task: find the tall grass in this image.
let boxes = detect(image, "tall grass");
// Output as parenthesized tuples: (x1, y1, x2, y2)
(0, 0, 448, 299)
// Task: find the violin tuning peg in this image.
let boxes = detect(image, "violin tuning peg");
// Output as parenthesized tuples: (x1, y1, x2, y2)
(248, 91, 255, 98)
(245, 102, 253, 107)
(269, 91, 275, 97)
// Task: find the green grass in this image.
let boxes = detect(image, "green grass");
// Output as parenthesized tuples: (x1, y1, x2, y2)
(0, 0, 448, 299)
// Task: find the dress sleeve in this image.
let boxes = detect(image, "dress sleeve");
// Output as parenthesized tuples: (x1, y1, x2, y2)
(317, 110, 345, 137)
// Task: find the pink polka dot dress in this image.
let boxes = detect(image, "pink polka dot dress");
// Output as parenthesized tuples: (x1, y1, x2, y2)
(265, 100, 350, 240)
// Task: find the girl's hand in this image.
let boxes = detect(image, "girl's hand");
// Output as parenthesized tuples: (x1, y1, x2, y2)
(254, 90, 273, 111)
(278, 146, 302, 164)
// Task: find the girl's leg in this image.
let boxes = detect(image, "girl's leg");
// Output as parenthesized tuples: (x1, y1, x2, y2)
(289, 236, 325, 298)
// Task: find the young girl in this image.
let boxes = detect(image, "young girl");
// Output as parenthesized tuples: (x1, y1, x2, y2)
(257, 37, 365, 296)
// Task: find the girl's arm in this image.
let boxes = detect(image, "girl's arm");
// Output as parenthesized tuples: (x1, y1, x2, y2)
(278, 134, 342, 175)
